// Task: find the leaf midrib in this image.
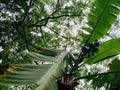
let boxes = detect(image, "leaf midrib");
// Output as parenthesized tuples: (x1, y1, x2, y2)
(37, 52, 67, 89)
(85, 0, 111, 45)
(87, 40, 120, 63)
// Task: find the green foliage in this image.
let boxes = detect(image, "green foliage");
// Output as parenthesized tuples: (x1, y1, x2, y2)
(91, 59, 120, 89)
(0, 84, 11, 90)
(18, 0, 29, 12)
(0, 0, 120, 90)
(0, 52, 68, 90)
(85, 38, 120, 64)
(83, 0, 120, 44)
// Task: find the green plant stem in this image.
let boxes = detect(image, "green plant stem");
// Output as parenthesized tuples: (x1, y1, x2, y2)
(74, 71, 120, 81)
(70, 0, 88, 73)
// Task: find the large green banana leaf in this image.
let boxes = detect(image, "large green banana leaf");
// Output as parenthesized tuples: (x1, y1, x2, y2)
(83, 0, 120, 44)
(36, 52, 67, 90)
(85, 38, 120, 64)
(0, 52, 68, 90)
(91, 59, 120, 89)
(27, 52, 57, 62)
(38, 47, 62, 57)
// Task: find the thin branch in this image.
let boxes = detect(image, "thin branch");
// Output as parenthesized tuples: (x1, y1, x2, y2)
(40, 27, 48, 47)
(13, 0, 39, 50)
(74, 71, 120, 81)
(23, 27, 30, 50)
(46, 26, 68, 39)
(45, 26, 80, 41)
(19, 0, 33, 26)
(15, 26, 38, 50)
(33, 14, 82, 26)
(34, 9, 60, 25)
(50, 14, 82, 19)
(90, 77, 112, 85)
(56, 0, 60, 9)
(50, 9, 60, 16)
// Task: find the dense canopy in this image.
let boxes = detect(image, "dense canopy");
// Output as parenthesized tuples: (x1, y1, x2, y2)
(0, 0, 120, 90)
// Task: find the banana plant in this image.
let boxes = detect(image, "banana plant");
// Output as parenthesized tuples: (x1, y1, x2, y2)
(0, 0, 120, 90)
(0, 51, 68, 90)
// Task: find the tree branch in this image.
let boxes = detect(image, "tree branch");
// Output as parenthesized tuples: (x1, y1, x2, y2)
(34, 9, 60, 25)
(15, 26, 38, 50)
(40, 27, 48, 47)
(45, 26, 80, 41)
(33, 14, 82, 26)
(19, 0, 33, 26)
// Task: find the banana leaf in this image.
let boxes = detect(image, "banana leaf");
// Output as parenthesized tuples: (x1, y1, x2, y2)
(85, 38, 120, 64)
(0, 52, 68, 90)
(83, 0, 120, 44)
